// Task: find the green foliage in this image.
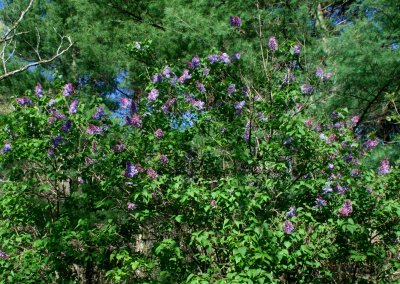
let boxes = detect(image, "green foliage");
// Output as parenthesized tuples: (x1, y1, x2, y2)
(0, 36, 398, 283)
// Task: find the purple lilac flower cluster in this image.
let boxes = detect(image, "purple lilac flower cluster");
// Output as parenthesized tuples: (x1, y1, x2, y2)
(152, 73, 163, 83)
(1, 142, 11, 154)
(35, 83, 44, 98)
(338, 199, 353, 217)
(63, 83, 74, 97)
(227, 84, 236, 94)
(126, 114, 142, 127)
(92, 107, 106, 120)
(268, 36, 278, 52)
(160, 154, 169, 164)
(61, 120, 72, 132)
(378, 159, 390, 175)
(148, 88, 159, 102)
(154, 128, 164, 139)
(229, 16, 241, 27)
(283, 220, 294, 234)
(286, 206, 297, 218)
(112, 142, 125, 153)
(187, 97, 205, 110)
(16, 97, 32, 106)
(196, 82, 206, 93)
(124, 162, 139, 178)
(292, 44, 301, 55)
(315, 67, 332, 80)
(301, 84, 314, 94)
(69, 100, 78, 114)
(147, 168, 158, 179)
(189, 55, 201, 69)
(127, 202, 136, 210)
(161, 98, 177, 114)
(86, 124, 103, 135)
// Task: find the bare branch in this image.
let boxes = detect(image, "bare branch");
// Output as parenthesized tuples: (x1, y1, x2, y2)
(0, 0, 74, 81)
(0, 35, 73, 81)
(0, 0, 35, 44)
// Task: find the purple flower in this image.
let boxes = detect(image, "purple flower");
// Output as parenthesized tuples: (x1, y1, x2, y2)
(187, 98, 205, 110)
(283, 220, 294, 234)
(48, 117, 56, 125)
(328, 163, 334, 170)
(134, 42, 141, 49)
(85, 157, 96, 165)
(112, 142, 125, 153)
(230, 53, 241, 62)
(0, 250, 10, 260)
(210, 199, 217, 208)
(344, 154, 353, 163)
(350, 115, 359, 126)
(301, 84, 314, 94)
(208, 54, 219, 64)
(219, 52, 231, 63)
(292, 44, 301, 55)
(1, 142, 11, 154)
(92, 107, 106, 120)
(162, 66, 172, 78)
(63, 83, 74, 97)
(154, 128, 164, 139)
(35, 82, 44, 98)
(189, 55, 201, 69)
(69, 100, 78, 114)
(229, 16, 242, 27)
(203, 67, 210, 76)
(152, 73, 163, 83)
(242, 86, 250, 96)
(234, 101, 246, 114)
(169, 76, 178, 86)
(338, 199, 353, 217)
(48, 99, 56, 107)
(304, 119, 313, 128)
(178, 69, 192, 84)
(61, 120, 72, 132)
(161, 98, 177, 114)
(120, 98, 131, 109)
(324, 73, 332, 80)
(52, 135, 63, 148)
(148, 88, 159, 102)
(15, 97, 32, 106)
(126, 114, 142, 127)
(364, 139, 379, 150)
(78, 176, 84, 184)
(48, 147, 54, 157)
(333, 121, 344, 129)
(315, 196, 327, 209)
(286, 206, 297, 218)
(86, 124, 103, 135)
(147, 168, 158, 179)
(160, 154, 169, 164)
(351, 169, 361, 177)
(268, 36, 278, 51)
(336, 184, 349, 194)
(315, 67, 324, 79)
(378, 159, 390, 175)
(283, 72, 295, 84)
(127, 202, 136, 210)
(196, 82, 206, 93)
(50, 109, 65, 120)
(124, 162, 138, 178)
(227, 84, 236, 94)
(322, 181, 333, 194)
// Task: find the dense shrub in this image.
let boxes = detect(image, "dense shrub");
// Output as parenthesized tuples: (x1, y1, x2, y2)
(0, 39, 399, 283)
